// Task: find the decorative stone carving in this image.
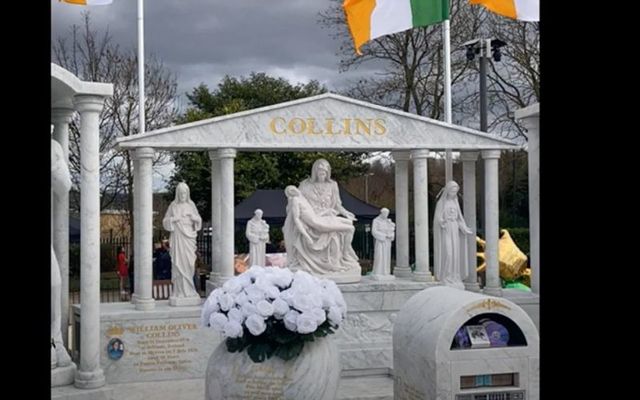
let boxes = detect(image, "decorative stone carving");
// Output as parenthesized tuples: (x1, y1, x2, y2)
(283, 184, 361, 283)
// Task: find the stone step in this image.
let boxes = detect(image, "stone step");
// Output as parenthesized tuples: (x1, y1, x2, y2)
(337, 375, 394, 400)
(51, 374, 395, 400)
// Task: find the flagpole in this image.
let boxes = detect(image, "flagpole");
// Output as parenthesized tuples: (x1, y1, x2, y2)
(137, 0, 145, 134)
(443, 19, 453, 183)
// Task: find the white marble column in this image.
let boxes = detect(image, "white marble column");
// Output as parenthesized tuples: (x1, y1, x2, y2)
(73, 95, 106, 389)
(516, 104, 540, 294)
(392, 151, 411, 278)
(411, 149, 433, 282)
(208, 151, 221, 283)
(51, 107, 74, 348)
(482, 150, 502, 297)
(217, 148, 236, 283)
(461, 151, 481, 292)
(131, 157, 141, 304)
(133, 147, 155, 311)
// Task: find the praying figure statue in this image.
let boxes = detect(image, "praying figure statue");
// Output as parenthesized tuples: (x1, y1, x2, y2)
(163, 182, 203, 306)
(433, 181, 473, 290)
(245, 209, 270, 267)
(371, 208, 396, 281)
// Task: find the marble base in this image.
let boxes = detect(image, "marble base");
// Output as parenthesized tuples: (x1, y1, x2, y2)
(335, 276, 437, 374)
(169, 296, 202, 307)
(325, 271, 362, 284)
(52, 363, 77, 387)
(502, 288, 540, 331)
(51, 384, 113, 400)
(51, 374, 393, 400)
(73, 301, 221, 384)
(392, 265, 412, 279)
(369, 274, 396, 281)
(77, 279, 541, 388)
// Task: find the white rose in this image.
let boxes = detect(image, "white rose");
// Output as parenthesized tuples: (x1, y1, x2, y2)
(296, 313, 318, 334)
(283, 310, 300, 332)
(210, 288, 224, 302)
(222, 320, 244, 338)
(328, 306, 343, 327)
(241, 302, 258, 318)
(311, 307, 327, 325)
(244, 284, 266, 303)
(292, 270, 316, 289)
(223, 278, 243, 294)
(271, 268, 293, 288)
(209, 312, 228, 333)
(272, 298, 290, 319)
(262, 284, 281, 300)
(245, 314, 267, 336)
(292, 293, 315, 313)
(237, 273, 252, 289)
(218, 293, 234, 311)
(233, 291, 248, 307)
(279, 289, 295, 306)
(201, 296, 220, 327)
(227, 307, 245, 324)
(320, 292, 336, 309)
(256, 300, 275, 317)
(247, 266, 266, 280)
(254, 275, 273, 288)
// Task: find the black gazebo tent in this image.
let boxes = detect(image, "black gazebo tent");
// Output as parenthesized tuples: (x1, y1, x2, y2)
(234, 186, 384, 227)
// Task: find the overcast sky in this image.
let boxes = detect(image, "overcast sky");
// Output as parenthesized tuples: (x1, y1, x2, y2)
(51, 0, 380, 110)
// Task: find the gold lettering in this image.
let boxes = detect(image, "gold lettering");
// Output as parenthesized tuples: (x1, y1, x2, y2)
(355, 119, 372, 135)
(325, 118, 339, 135)
(269, 117, 286, 135)
(306, 118, 323, 135)
(268, 117, 386, 137)
(288, 118, 306, 134)
(374, 118, 386, 135)
(341, 118, 352, 135)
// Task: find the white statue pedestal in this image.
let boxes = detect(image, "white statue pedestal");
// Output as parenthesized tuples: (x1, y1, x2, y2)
(169, 296, 203, 307)
(369, 274, 396, 281)
(323, 270, 362, 284)
(51, 363, 76, 388)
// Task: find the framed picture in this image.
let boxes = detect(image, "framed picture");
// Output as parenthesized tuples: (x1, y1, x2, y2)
(465, 325, 491, 348)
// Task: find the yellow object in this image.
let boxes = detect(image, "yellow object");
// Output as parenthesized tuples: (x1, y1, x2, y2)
(476, 229, 528, 281)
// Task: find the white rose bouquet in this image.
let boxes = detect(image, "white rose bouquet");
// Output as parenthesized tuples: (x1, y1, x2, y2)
(201, 266, 347, 363)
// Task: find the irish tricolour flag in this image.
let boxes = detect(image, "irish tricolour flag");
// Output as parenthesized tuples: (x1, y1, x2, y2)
(470, 0, 539, 22)
(59, 0, 113, 5)
(343, 0, 450, 55)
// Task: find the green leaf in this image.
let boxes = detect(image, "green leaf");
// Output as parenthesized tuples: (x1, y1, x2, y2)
(275, 341, 304, 361)
(225, 337, 247, 353)
(247, 342, 276, 363)
(301, 333, 315, 342)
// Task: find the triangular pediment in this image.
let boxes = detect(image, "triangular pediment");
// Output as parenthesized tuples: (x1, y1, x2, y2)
(117, 93, 519, 151)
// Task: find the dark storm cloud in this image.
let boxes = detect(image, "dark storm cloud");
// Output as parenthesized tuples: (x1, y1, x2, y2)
(51, 0, 380, 102)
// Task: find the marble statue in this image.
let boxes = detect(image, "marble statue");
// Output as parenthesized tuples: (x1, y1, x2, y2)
(299, 158, 357, 221)
(163, 182, 203, 305)
(371, 208, 395, 280)
(245, 209, 270, 267)
(51, 139, 73, 370)
(433, 181, 473, 290)
(283, 174, 361, 283)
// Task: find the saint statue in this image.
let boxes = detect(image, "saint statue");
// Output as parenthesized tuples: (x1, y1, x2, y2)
(163, 182, 203, 305)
